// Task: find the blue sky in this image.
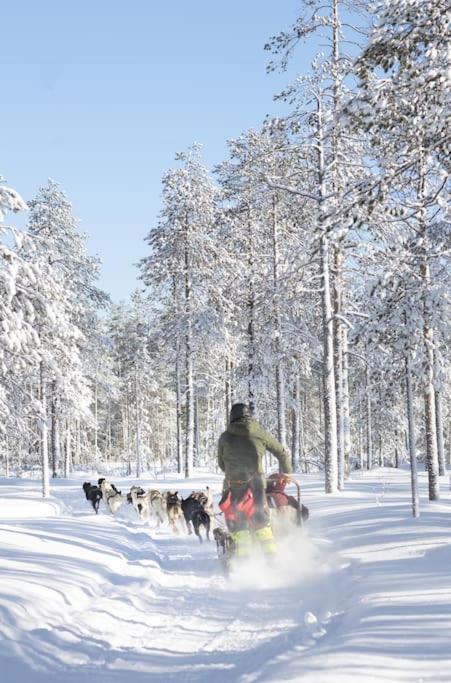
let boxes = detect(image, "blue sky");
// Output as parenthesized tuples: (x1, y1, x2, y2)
(1, 0, 315, 302)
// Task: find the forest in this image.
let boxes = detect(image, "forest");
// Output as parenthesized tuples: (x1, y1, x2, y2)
(0, 0, 449, 513)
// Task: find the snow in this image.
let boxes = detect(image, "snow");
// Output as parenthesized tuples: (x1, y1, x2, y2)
(0, 186, 27, 221)
(0, 468, 450, 682)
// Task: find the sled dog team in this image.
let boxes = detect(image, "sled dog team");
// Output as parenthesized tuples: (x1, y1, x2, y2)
(82, 479, 213, 542)
(82, 403, 308, 564)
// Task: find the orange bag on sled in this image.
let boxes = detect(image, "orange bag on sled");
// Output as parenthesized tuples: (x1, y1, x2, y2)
(219, 487, 256, 522)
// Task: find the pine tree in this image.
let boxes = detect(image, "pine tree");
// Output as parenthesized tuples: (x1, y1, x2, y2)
(141, 146, 221, 478)
(347, 0, 450, 499)
(24, 180, 104, 487)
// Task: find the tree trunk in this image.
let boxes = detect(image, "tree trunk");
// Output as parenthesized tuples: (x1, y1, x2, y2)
(64, 422, 71, 478)
(173, 280, 184, 475)
(225, 358, 232, 427)
(394, 427, 400, 468)
(317, 372, 323, 435)
(418, 149, 440, 500)
(405, 351, 420, 518)
(40, 363, 50, 498)
(291, 367, 301, 472)
(107, 401, 112, 459)
(358, 398, 364, 470)
(121, 404, 128, 458)
(342, 327, 351, 477)
(194, 385, 200, 467)
(205, 390, 211, 463)
(366, 362, 373, 470)
(5, 437, 10, 478)
(135, 367, 142, 478)
(230, 360, 235, 405)
(175, 340, 183, 474)
(435, 388, 445, 476)
(94, 378, 98, 456)
(272, 195, 287, 453)
(423, 332, 439, 499)
(333, 249, 345, 491)
(247, 206, 257, 414)
(321, 236, 338, 493)
(247, 294, 256, 414)
(447, 418, 451, 467)
(75, 419, 81, 466)
(185, 347, 194, 479)
(316, 93, 338, 494)
(50, 380, 60, 478)
(331, 0, 349, 487)
(276, 363, 287, 453)
(300, 392, 306, 473)
(184, 242, 194, 478)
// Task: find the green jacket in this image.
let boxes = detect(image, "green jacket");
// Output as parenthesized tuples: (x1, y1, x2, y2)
(217, 416, 292, 484)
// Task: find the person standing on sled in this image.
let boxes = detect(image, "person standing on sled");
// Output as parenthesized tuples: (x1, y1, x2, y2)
(217, 402, 292, 559)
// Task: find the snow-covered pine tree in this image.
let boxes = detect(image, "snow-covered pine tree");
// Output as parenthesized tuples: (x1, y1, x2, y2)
(25, 180, 104, 485)
(216, 128, 304, 452)
(353, 237, 428, 516)
(347, 0, 450, 499)
(141, 146, 221, 478)
(265, 0, 370, 488)
(259, 66, 340, 492)
(0, 178, 35, 473)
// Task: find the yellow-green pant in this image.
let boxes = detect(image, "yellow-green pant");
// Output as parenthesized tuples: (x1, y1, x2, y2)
(231, 529, 252, 557)
(231, 525, 277, 558)
(255, 525, 277, 555)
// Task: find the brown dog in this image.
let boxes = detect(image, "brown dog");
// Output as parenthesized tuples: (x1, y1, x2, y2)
(165, 491, 183, 533)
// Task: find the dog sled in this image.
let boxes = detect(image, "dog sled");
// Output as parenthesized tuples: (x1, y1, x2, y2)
(213, 473, 308, 574)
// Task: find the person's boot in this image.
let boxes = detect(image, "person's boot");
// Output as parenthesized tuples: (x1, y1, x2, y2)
(230, 528, 252, 558)
(255, 525, 277, 558)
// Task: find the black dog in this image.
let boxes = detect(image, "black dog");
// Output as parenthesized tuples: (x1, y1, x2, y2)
(181, 494, 211, 543)
(82, 482, 102, 514)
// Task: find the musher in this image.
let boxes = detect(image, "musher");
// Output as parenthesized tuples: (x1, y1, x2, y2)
(217, 402, 292, 559)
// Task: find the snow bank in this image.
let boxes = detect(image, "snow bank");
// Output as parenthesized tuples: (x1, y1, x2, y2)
(0, 497, 62, 519)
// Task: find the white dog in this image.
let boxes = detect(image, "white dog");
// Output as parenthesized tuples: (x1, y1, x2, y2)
(149, 489, 167, 526)
(127, 486, 151, 521)
(98, 478, 125, 514)
(107, 490, 125, 514)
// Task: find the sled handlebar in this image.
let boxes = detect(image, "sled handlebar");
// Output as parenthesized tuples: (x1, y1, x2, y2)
(281, 474, 303, 527)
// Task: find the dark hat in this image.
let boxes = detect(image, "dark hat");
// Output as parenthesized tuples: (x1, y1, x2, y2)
(230, 402, 251, 422)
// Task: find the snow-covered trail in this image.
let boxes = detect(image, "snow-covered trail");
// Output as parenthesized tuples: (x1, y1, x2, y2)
(0, 469, 450, 682)
(0, 473, 339, 682)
